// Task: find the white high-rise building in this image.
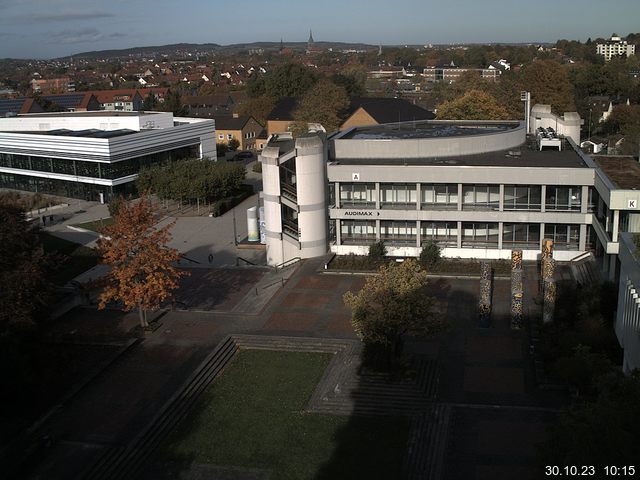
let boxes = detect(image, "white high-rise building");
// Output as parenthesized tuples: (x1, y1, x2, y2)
(596, 35, 636, 61)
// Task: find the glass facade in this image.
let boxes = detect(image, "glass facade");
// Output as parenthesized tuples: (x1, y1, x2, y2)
(341, 220, 376, 245)
(545, 186, 582, 211)
(420, 221, 458, 247)
(502, 223, 540, 248)
(380, 220, 416, 245)
(340, 183, 376, 208)
(544, 224, 580, 250)
(462, 185, 500, 210)
(503, 185, 541, 211)
(421, 183, 458, 210)
(462, 222, 499, 247)
(380, 183, 416, 209)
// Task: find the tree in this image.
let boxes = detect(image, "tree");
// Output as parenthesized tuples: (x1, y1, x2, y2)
(141, 93, 158, 111)
(237, 95, 275, 125)
(0, 205, 50, 333)
(293, 79, 349, 133)
(228, 138, 240, 151)
(160, 90, 185, 116)
(541, 370, 640, 467)
(343, 260, 447, 362)
(97, 194, 188, 328)
(436, 90, 510, 120)
(368, 240, 387, 261)
(419, 241, 441, 269)
(216, 142, 229, 157)
(520, 60, 575, 114)
(331, 70, 366, 97)
(263, 63, 317, 98)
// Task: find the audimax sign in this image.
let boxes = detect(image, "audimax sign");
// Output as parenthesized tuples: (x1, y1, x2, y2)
(344, 211, 380, 216)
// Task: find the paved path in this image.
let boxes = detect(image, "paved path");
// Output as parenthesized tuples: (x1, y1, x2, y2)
(10, 257, 569, 480)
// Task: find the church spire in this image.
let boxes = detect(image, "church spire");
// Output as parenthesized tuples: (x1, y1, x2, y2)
(308, 29, 314, 45)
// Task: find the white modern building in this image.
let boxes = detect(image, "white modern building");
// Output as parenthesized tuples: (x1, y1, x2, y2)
(615, 233, 640, 373)
(0, 111, 216, 201)
(259, 107, 640, 283)
(596, 35, 636, 61)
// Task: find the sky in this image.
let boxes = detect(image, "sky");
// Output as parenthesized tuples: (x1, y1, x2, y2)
(0, 0, 639, 59)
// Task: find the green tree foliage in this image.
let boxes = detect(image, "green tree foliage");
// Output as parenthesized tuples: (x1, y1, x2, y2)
(437, 90, 510, 120)
(228, 138, 240, 151)
(541, 369, 640, 467)
(0, 205, 50, 333)
(160, 90, 185, 116)
(237, 95, 275, 125)
(141, 92, 158, 111)
(293, 79, 349, 133)
(520, 60, 575, 114)
(602, 104, 640, 155)
(263, 63, 317, 98)
(343, 260, 447, 353)
(137, 159, 246, 203)
(331, 70, 367, 97)
(216, 142, 229, 157)
(419, 241, 441, 269)
(368, 240, 387, 261)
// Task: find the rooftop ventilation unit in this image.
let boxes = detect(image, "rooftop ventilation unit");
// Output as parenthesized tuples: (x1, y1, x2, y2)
(536, 127, 562, 151)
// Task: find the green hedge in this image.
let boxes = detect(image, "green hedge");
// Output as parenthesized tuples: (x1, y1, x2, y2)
(210, 185, 254, 217)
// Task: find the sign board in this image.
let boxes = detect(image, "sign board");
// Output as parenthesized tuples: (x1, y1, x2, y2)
(352, 173, 360, 181)
(344, 211, 380, 216)
(628, 199, 637, 209)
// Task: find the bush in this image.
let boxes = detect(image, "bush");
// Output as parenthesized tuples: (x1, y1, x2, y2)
(252, 162, 262, 173)
(368, 241, 387, 260)
(216, 143, 228, 157)
(419, 241, 441, 269)
(228, 138, 240, 151)
(210, 185, 254, 217)
(108, 196, 123, 217)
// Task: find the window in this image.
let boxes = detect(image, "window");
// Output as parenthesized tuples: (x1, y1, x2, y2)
(545, 186, 582, 211)
(380, 221, 417, 245)
(462, 222, 499, 248)
(421, 222, 457, 247)
(462, 185, 500, 210)
(502, 223, 540, 248)
(340, 183, 375, 208)
(503, 185, 541, 211)
(544, 224, 580, 250)
(341, 220, 376, 245)
(218, 134, 224, 140)
(421, 183, 458, 209)
(380, 183, 416, 209)
(227, 134, 233, 140)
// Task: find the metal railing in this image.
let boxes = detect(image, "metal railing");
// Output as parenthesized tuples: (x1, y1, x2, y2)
(274, 256, 301, 271)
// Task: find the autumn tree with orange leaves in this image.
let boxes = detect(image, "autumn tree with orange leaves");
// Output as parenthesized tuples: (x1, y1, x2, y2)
(97, 194, 188, 328)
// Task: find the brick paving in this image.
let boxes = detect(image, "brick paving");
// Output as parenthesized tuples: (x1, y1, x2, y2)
(8, 259, 571, 480)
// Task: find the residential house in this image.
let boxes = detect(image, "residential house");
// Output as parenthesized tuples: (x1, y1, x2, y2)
(93, 89, 143, 111)
(214, 114, 263, 151)
(30, 77, 75, 94)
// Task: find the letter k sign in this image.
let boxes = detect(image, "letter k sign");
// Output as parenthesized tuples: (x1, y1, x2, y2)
(628, 199, 637, 209)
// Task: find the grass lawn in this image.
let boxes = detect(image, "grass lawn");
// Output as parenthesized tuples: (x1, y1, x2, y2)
(39, 232, 99, 285)
(72, 217, 114, 232)
(161, 350, 410, 480)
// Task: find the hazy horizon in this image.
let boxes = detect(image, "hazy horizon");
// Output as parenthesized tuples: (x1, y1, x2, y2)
(0, 0, 639, 59)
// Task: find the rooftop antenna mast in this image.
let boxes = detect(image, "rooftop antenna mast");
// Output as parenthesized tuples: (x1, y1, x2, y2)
(520, 91, 531, 134)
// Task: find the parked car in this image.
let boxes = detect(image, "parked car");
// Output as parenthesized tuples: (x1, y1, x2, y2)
(232, 151, 254, 161)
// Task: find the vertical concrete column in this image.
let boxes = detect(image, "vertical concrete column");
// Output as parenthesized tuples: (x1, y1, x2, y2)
(457, 221, 462, 248)
(581, 186, 589, 214)
(416, 220, 421, 247)
(295, 135, 328, 260)
(579, 224, 587, 251)
(335, 182, 340, 208)
(375, 182, 380, 209)
(540, 185, 546, 213)
(498, 222, 503, 250)
(613, 210, 620, 242)
(499, 184, 504, 212)
(539, 223, 545, 250)
(376, 219, 381, 240)
(416, 183, 421, 211)
(457, 183, 463, 211)
(260, 146, 284, 266)
(335, 219, 341, 246)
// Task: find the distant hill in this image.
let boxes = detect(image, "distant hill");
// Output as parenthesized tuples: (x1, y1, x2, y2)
(66, 41, 377, 59)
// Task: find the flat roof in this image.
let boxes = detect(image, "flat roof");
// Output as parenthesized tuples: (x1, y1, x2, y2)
(594, 156, 640, 189)
(338, 120, 519, 140)
(330, 139, 588, 169)
(8, 128, 138, 139)
(13, 111, 157, 118)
